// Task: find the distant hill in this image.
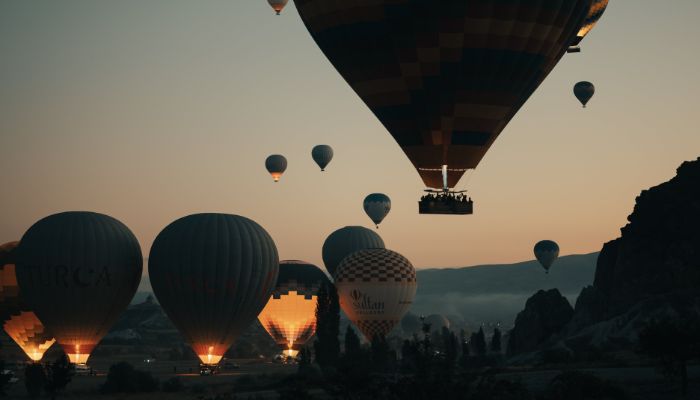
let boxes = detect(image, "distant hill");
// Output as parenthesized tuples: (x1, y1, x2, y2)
(131, 253, 598, 331)
(412, 253, 598, 328)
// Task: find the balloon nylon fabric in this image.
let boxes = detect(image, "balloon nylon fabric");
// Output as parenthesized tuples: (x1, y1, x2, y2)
(0, 242, 55, 361)
(574, 81, 595, 107)
(335, 248, 417, 341)
(16, 212, 142, 363)
(363, 193, 391, 226)
(321, 226, 385, 278)
(265, 155, 288, 182)
(149, 213, 279, 364)
(534, 240, 560, 272)
(258, 260, 329, 352)
(294, 0, 593, 188)
(311, 145, 334, 171)
(572, 0, 609, 46)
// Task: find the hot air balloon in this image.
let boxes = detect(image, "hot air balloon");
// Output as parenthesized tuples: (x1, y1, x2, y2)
(268, 0, 289, 15)
(401, 312, 422, 336)
(0, 242, 55, 362)
(568, 0, 610, 53)
(311, 145, 333, 171)
(335, 249, 417, 341)
(363, 193, 391, 228)
(258, 260, 330, 357)
(534, 240, 560, 274)
(424, 314, 450, 331)
(574, 81, 595, 108)
(265, 154, 288, 182)
(149, 213, 278, 367)
(322, 226, 385, 278)
(294, 0, 592, 213)
(16, 212, 142, 364)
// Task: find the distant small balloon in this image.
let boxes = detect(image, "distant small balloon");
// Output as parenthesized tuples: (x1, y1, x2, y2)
(265, 154, 288, 182)
(268, 0, 289, 15)
(534, 240, 560, 274)
(574, 81, 595, 108)
(363, 193, 391, 228)
(311, 145, 333, 171)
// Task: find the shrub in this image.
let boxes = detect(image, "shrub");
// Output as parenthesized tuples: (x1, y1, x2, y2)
(162, 376, 184, 392)
(100, 362, 159, 393)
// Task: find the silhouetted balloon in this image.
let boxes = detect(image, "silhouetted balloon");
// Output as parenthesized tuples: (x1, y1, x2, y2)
(336, 249, 417, 341)
(401, 312, 421, 335)
(534, 240, 560, 274)
(258, 260, 330, 357)
(268, 0, 289, 15)
(16, 212, 142, 364)
(294, 0, 592, 189)
(363, 193, 391, 228)
(571, 0, 609, 48)
(265, 154, 288, 182)
(149, 213, 279, 365)
(0, 242, 55, 361)
(574, 81, 595, 107)
(424, 314, 450, 331)
(322, 226, 385, 278)
(311, 145, 333, 171)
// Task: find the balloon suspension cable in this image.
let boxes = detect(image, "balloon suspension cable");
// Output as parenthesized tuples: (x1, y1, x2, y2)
(442, 165, 449, 192)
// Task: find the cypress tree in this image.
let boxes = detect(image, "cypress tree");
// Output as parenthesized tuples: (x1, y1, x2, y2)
(314, 281, 340, 368)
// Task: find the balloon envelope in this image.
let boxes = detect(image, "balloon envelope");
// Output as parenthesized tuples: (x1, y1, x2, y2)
(268, 0, 289, 15)
(363, 193, 391, 227)
(16, 212, 142, 364)
(265, 154, 288, 182)
(534, 240, 560, 273)
(322, 226, 385, 278)
(258, 260, 330, 356)
(149, 213, 279, 365)
(336, 249, 417, 341)
(574, 81, 595, 107)
(311, 145, 334, 171)
(294, 0, 592, 188)
(0, 242, 55, 361)
(572, 0, 609, 47)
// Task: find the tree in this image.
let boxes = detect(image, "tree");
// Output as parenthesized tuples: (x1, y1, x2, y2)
(25, 363, 46, 398)
(344, 325, 361, 356)
(371, 335, 392, 373)
(637, 319, 700, 397)
(313, 281, 340, 369)
(458, 329, 470, 369)
(0, 359, 12, 396)
(44, 354, 74, 400)
(473, 327, 487, 357)
(490, 328, 502, 353)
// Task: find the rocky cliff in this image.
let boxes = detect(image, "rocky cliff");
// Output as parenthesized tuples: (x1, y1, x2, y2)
(507, 289, 573, 356)
(508, 158, 700, 360)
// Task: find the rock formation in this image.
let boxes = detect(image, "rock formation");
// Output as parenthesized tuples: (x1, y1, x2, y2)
(507, 289, 573, 356)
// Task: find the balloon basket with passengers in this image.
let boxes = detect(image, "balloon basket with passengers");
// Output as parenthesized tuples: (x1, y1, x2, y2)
(417, 166, 473, 215)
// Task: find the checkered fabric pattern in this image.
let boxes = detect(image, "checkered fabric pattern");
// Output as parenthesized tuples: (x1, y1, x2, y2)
(335, 249, 416, 284)
(294, 0, 591, 188)
(356, 319, 398, 341)
(574, 0, 609, 44)
(273, 260, 329, 299)
(274, 280, 322, 299)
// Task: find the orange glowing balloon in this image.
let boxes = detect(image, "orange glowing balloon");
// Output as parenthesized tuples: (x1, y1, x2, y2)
(0, 242, 55, 362)
(258, 261, 330, 355)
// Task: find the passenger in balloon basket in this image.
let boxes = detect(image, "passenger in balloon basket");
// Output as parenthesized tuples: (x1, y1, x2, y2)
(199, 363, 220, 376)
(419, 190, 473, 215)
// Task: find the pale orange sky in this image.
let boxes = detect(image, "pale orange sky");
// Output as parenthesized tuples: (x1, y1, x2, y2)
(1, 1, 699, 269)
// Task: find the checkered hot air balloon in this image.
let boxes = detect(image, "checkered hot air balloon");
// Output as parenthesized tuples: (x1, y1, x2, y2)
(293, 0, 594, 190)
(322, 226, 385, 278)
(335, 249, 417, 341)
(258, 260, 330, 357)
(0, 242, 55, 362)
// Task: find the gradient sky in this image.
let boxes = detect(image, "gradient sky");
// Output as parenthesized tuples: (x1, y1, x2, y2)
(1, 1, 699, 270)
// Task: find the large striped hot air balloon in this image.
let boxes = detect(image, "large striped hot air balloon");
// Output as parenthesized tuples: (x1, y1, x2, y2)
(569, 0, 610, 52)
(335, 249, 417, 341)
(322, 226, 385, 278)
(294, 0, 593, 202)
(149, 214, 279, 366)
(0, 242, 55, 362)
(258, 260, 330, 357)
(16, 212, 143, 364)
